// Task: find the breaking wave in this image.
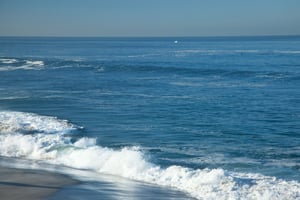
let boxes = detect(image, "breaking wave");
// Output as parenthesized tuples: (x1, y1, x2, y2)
(0, 111, 299, 200)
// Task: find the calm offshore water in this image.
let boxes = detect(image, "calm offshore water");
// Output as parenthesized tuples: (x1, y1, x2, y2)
(0, 36, 299, 199)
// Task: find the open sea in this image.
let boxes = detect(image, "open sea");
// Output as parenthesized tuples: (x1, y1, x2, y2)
(0, 36, 300, 199)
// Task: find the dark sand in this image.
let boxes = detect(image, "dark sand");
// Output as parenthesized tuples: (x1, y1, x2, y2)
(0, 167, 78, 200)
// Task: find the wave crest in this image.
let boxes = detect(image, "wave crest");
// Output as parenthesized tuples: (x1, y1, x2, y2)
(0, 111, 77, 135)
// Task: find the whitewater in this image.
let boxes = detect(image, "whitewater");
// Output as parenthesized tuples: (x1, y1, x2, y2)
(0, 111, 299, 200)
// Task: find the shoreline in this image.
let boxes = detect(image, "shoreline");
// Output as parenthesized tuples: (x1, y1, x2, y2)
(0, 166, 78, 200)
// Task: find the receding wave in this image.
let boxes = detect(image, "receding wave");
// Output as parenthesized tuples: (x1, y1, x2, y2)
(0, 111, 299, 200)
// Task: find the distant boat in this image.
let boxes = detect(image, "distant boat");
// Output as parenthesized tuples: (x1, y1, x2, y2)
(174, 40, 178, 44)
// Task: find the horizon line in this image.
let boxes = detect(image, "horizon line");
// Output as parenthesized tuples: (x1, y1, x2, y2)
(0, 34, 300, 38)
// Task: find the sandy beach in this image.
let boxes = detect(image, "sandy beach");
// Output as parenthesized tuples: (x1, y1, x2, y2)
(0, 167, 78, 200)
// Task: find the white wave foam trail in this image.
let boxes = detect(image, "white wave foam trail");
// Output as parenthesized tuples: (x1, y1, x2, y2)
(0, 58, 18, 64)
(25, 60, 44, 66)
(274, 50, 300, 54)
(0, 59, 44, 71)
(20, 60, 44, 70)
(0, 111, 299, 200)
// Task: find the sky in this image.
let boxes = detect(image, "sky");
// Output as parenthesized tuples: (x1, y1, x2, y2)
(0, 0, 299, 37)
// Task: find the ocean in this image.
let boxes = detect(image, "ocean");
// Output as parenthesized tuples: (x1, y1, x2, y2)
(0, 36, 299, 199)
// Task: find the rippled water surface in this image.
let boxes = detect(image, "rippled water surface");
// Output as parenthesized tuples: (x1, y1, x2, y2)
(0, 36, 300, 199)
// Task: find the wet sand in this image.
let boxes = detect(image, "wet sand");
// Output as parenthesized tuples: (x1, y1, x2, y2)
(0, 167, 78, 200)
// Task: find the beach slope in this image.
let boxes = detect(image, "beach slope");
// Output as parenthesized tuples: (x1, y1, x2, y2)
(0, 167, 77, 200)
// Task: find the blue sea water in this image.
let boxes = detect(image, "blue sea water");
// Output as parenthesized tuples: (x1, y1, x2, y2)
(0, 36, 299, 199)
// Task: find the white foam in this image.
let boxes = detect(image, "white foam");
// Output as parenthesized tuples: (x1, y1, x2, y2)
(0, 59, 44, 71)
(21, 60, 44, 70)
(274, 50, 300, 54)
(127, 53, 161, 58)
(0, 96, 30, 100)
(25, 60, 44, 66)
(175, 50, 214, 53)
(0, 66, 19, 71)
(0, 111, 77, 135)
(170, 81, 203, 87)
(0, 58, 18, 64)
(0, 111, 300, 200)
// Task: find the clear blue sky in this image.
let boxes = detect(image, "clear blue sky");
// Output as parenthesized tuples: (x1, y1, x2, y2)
(0, 0, 299, 37)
